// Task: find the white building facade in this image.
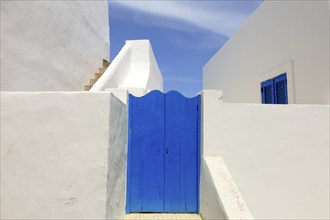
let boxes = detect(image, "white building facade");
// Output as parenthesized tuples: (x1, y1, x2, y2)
(203, 1, 329, 104)
(202, 1, 329, 219)
(1, 1, 110, 91)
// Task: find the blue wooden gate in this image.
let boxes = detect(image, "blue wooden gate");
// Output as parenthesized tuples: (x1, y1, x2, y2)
(126, 91, 201, 213)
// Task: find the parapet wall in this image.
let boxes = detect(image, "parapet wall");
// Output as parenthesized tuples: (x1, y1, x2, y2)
(0, 92, 127, 219)
(201, 90, 330, 219)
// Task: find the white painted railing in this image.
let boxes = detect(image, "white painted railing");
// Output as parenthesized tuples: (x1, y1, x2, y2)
(90, 44, 132, 91)
(90, 40, 163, 92)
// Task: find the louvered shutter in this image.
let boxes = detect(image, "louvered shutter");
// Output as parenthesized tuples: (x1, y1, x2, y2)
(261, 79, 274, 104)
(274, 73, 288, 104)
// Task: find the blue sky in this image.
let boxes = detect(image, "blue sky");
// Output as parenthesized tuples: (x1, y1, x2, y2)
(108, 1, 262, 97)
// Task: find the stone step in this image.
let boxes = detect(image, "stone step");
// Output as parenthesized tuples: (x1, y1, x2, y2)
(94, 72, 103, 80)
(124, 213, 202, 220)
(99, 67, 107, 74)
(84, 85, 92, 91)
(90, 78, 97, 85)
(84, 59, 110, 91)
(103, 59, 110, 68)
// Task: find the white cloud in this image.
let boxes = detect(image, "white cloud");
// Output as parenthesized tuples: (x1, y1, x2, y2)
(109, 0, 262, 37)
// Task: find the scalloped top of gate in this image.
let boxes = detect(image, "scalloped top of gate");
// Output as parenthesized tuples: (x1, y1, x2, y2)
(129, 90, 199, 99)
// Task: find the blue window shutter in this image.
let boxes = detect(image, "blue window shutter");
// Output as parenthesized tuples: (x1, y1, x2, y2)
(274, 73, 288, 104)
(261, 79, 274, 104)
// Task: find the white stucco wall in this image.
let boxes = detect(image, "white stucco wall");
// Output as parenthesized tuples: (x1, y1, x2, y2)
(203, 1, 329, 104)
(91, 40, 163, 92)
(1, 92, 128, 219)
(1, 1, 109, 91)
(202, 90, 330, 219)
(105, 88, 148, 104)
(106, 94, 128, 220)
(200, 158, 227, 220)
(122, 40, 163, 91)
(145, 41, 164, 91)
(200, 157, 253, 220)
